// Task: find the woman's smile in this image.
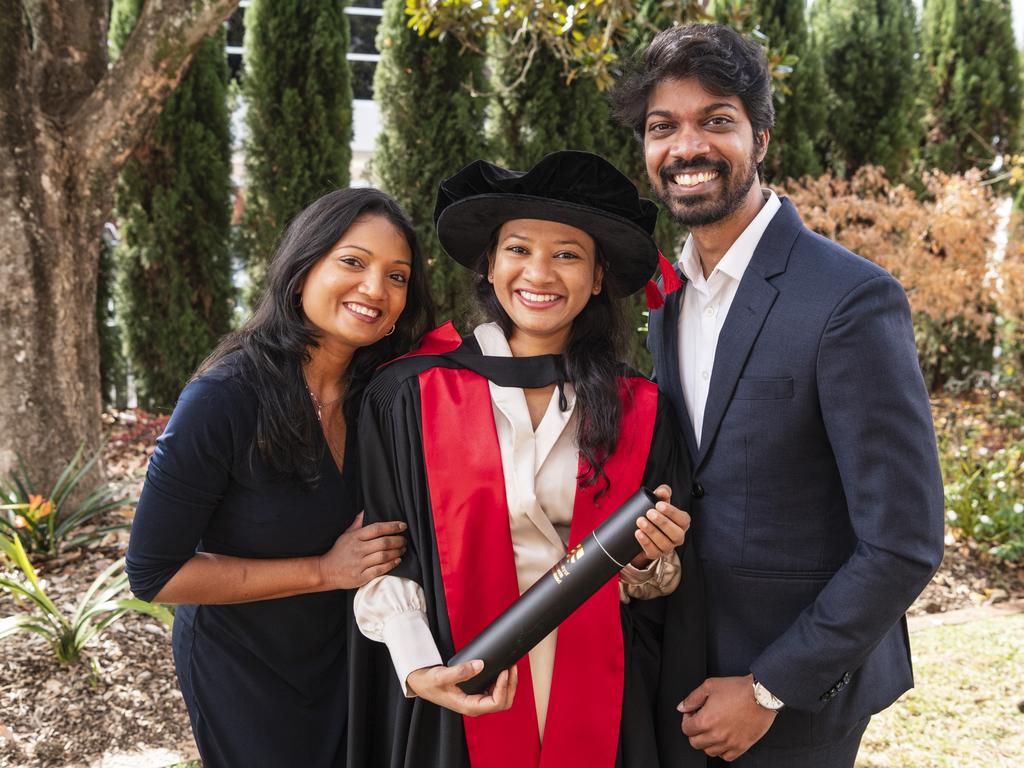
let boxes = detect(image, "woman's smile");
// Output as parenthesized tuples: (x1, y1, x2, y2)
(343, 300, 384, 322)
(514, 289, 565, 308)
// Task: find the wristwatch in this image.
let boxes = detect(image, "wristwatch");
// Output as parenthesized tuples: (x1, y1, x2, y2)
(752, 678, 785, 711)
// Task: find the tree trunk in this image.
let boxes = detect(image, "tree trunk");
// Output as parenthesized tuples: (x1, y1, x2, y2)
(0, 0, 238, 490)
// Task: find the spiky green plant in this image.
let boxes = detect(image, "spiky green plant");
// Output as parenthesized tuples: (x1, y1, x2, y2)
(0, 535, 173, 663)
(0, 443, 132, 556)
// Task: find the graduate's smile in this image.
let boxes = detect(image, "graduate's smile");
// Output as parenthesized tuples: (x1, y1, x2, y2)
(489, 218, 603, 355)
(514, 289, 565, 309)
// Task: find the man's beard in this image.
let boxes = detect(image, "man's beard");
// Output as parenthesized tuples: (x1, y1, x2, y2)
(652, 148, 760, 228)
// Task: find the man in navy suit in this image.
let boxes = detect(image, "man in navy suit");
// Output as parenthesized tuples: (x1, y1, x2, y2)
(611, 23, 945, 767)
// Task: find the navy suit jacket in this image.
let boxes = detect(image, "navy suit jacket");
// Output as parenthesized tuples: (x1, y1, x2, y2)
(650, 198, 944, 750)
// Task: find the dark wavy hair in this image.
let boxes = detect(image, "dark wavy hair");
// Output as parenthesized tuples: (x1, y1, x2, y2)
(197, 188, 435, 487)
(473, 236, 629, 496)
(610, 22, 776, 178)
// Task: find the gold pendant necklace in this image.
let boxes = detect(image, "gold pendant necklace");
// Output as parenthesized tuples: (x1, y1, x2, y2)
(306, 385, 344, 423)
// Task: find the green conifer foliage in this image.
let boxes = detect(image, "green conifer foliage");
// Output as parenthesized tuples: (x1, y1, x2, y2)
(110, 0, 234, 411)
(96, 232, 129, 409)
(373, 0, 489, 325)
(491, 48, 624, 168)
(242, 0, 353, 275)
(813, 0, 921, 179)
(750, 0, 827, 181)
(921, 0, 1022, 172)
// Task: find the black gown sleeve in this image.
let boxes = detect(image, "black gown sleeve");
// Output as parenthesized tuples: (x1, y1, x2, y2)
(634, 392, 707, 767)
(349, 369, 471, 768)
(126, 376, 238, 602)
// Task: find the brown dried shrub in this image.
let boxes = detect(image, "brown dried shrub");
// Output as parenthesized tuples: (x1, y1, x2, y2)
(784, 167, 1001, 390)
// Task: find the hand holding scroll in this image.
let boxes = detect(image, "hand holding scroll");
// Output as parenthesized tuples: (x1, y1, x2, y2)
(407, 660, 518, 716)
(630, 484, 691, 568)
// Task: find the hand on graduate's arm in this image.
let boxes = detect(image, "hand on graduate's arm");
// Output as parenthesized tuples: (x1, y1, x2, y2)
(318, 512, 407, 590)
(678, 674, 776, 762)
(407, 660, 518, 716)
(631, 484, 690, 568)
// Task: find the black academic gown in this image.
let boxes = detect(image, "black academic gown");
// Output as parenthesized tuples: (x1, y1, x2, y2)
(347, 330, 706, 768)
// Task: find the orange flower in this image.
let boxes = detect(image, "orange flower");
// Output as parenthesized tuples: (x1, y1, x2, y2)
(27, 495, 53, 519)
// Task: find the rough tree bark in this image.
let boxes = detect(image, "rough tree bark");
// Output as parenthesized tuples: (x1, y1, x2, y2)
(0, 0, 239, 489)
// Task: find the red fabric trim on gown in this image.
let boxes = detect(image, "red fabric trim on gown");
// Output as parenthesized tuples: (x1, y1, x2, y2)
(418, 366, 658, 768)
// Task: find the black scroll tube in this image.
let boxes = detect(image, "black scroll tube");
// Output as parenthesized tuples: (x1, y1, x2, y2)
(448, 487, 657, 694)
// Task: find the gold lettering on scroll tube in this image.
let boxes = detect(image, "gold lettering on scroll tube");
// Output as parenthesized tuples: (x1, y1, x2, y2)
(552, 543, 586, 584)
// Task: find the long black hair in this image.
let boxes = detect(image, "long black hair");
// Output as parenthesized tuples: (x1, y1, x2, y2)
(197, 188, 435, 487)
(473, 237, 629, 495)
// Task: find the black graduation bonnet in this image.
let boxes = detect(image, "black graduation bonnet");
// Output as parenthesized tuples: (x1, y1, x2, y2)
(433, 151, 661, 296)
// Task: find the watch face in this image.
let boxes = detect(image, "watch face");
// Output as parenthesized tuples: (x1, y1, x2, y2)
(754, 682, 784, 710)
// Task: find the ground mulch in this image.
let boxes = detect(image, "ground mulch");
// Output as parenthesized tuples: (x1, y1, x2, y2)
(0, 408, 1021, 767)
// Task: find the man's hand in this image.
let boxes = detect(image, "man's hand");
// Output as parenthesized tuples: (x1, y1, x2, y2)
(407, 660, 518, 716)
(631, 484, 690, 567)
(678, 674, 777, 761)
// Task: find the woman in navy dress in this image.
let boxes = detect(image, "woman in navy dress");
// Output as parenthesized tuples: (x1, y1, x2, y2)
(126, 188, 435, 767)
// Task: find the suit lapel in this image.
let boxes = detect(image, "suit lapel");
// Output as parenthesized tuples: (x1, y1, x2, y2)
(695, 276, 778, 469)
(695, 198, 803, 469)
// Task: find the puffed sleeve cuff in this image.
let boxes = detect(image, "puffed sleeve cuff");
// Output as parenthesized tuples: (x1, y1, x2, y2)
(354, 575, 443, 697)
(382, 611, 444, 697)
(620, 551, 682, 602)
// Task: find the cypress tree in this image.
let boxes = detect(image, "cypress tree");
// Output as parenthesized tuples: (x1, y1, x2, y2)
(812, 0, 921, 178)
(96, 231, 129, 408)
(242, 0, 354, 279)
(110, 0, 234, 410)
(373, 0, 489, 325)
(920, 0, 1022, 172)
(750, 0, 827, 181)
(491, 47, 627, 169)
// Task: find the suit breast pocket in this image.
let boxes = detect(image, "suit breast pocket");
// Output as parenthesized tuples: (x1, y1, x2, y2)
(733, 376, 794, 400)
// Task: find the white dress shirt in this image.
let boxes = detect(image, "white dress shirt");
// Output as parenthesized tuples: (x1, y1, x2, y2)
(354, 322, 679, 738)
(677, 190, 781, 446)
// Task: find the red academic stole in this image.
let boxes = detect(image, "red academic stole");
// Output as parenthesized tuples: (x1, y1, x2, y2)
(415, 327, 658, 768)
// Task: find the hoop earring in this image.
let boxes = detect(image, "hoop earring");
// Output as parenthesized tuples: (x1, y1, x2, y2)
(385, 325, 396, 336)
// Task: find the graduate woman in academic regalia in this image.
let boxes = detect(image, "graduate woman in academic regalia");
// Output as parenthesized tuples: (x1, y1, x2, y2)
(349, 151, 706, 768)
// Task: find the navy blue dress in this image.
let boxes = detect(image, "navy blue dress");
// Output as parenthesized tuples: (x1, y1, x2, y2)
(126, 365, 358, 768)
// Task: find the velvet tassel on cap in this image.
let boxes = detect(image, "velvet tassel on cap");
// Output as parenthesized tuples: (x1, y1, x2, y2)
(645, 251, 685, 309)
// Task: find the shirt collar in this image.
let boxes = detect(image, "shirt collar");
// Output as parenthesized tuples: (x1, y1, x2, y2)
(472, 322, 577, 411)
(678, 189, 781, 285)
(473, 322, 513, 357)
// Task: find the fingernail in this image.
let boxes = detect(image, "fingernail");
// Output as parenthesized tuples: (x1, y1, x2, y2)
(398, 522, 407, 530)
(647, 510, 659, 519)
(676, 703, 686, 712)
(471, 660, 484, 672)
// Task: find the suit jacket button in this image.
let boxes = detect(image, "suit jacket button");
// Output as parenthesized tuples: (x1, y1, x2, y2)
(692, 483, 705, 499)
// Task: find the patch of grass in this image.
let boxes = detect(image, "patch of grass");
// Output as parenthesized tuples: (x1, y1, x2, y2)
(858, 614, 1024, 767)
